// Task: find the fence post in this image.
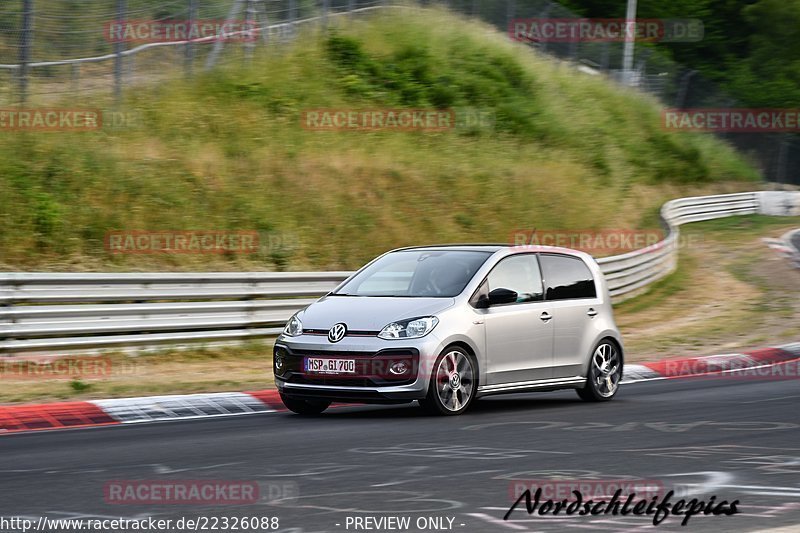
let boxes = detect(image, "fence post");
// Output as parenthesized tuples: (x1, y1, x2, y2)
(348, 0, 355, 21)
(206, 0, 244, 69)
(776, 137, 788, 185)
(70, 63, 80, 94)
(288, 0, 297, 40)
(185, 0, 197, 77)
(539, 6, 550, 53)
(675, 69, 695, 108)
(114, 0, 126, 104)
(622, 0, 638, 86)
(18, 0, 33, 105)
(258, 0, 269, 47)
(322, 0, 329, 28)
(244, 0, 255, 62)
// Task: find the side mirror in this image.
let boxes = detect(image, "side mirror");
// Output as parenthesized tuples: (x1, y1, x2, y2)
(473, 293, 490, 309)
(488, 288, 518, 306)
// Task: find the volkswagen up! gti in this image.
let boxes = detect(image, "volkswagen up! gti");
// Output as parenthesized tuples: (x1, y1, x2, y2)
(274, 245, 623, 415)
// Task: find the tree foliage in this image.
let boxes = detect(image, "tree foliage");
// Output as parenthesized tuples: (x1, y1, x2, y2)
(560, 0, 800, 107)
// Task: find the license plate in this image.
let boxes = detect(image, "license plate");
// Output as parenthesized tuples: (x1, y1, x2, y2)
(304, 357, 356, 375)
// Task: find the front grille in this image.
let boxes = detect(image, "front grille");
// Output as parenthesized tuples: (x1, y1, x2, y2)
(276, 347, 419, 387)
(288, 375, 374, 387)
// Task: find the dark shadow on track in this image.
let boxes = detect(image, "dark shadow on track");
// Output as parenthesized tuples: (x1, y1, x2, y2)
(282, 392, 616, 420)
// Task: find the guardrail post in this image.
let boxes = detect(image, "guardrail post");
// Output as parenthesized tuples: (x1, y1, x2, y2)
(0, 276, 17, 352)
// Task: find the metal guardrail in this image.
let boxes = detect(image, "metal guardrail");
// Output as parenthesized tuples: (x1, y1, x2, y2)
(598, 191, 761, 298)
(0, 273, 350, 355)
(0, 191, 789, 356)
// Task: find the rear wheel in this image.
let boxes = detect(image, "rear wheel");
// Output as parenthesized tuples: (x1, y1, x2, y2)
(419, 347, 477, 416)
(279, 394, 331, 415)
(577, 341, 622, 402)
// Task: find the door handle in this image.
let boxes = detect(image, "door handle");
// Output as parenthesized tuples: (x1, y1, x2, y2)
(587, 308, 598, 317)
(540, 312, 553, 322)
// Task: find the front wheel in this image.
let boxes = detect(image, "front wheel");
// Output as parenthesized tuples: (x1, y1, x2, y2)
(419, 347, 477, 416)
(279, 394, 331, 415)
(577, 341, 622, 402)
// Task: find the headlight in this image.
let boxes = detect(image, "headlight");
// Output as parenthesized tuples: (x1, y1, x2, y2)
(378, 316, 438, 340)
(283, 314, 303, 337)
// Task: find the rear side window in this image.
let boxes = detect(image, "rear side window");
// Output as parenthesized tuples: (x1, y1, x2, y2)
(540, 254, 597, 300)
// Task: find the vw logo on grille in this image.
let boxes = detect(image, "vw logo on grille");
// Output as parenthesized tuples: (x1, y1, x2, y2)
(328, 323, 347, 343)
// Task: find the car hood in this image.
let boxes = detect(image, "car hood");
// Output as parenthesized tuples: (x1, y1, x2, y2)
(299, 296, 456, 331)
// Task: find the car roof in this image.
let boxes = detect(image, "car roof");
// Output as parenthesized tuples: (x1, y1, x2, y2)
(390, 244, 587, 256)
(390, 244, 506, 253)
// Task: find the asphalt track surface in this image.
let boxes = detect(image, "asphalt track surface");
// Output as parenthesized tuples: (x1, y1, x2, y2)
(2, 367, 799, 533)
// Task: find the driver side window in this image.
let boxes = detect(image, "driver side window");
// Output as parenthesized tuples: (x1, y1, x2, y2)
(487, 254, 544, 303)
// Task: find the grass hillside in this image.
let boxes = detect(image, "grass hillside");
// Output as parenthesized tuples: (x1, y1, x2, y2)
(0, 7, 760, 271)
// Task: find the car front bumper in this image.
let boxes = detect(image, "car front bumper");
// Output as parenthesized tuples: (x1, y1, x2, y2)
(273, 333, 443, 403)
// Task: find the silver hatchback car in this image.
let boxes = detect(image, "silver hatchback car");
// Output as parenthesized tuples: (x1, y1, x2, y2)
(274, 244, 623, 415)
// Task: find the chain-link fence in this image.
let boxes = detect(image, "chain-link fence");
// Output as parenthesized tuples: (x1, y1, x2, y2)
(0, 0, 386, 104)
(0, 0, 797, 184)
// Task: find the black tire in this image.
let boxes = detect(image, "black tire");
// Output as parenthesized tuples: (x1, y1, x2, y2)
(418, 346, 478, 416)
(577, 340, 623, 402)
(280, 394, 331, 415)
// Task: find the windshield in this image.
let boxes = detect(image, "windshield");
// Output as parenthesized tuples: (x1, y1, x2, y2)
(333, 250, 492, 297)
